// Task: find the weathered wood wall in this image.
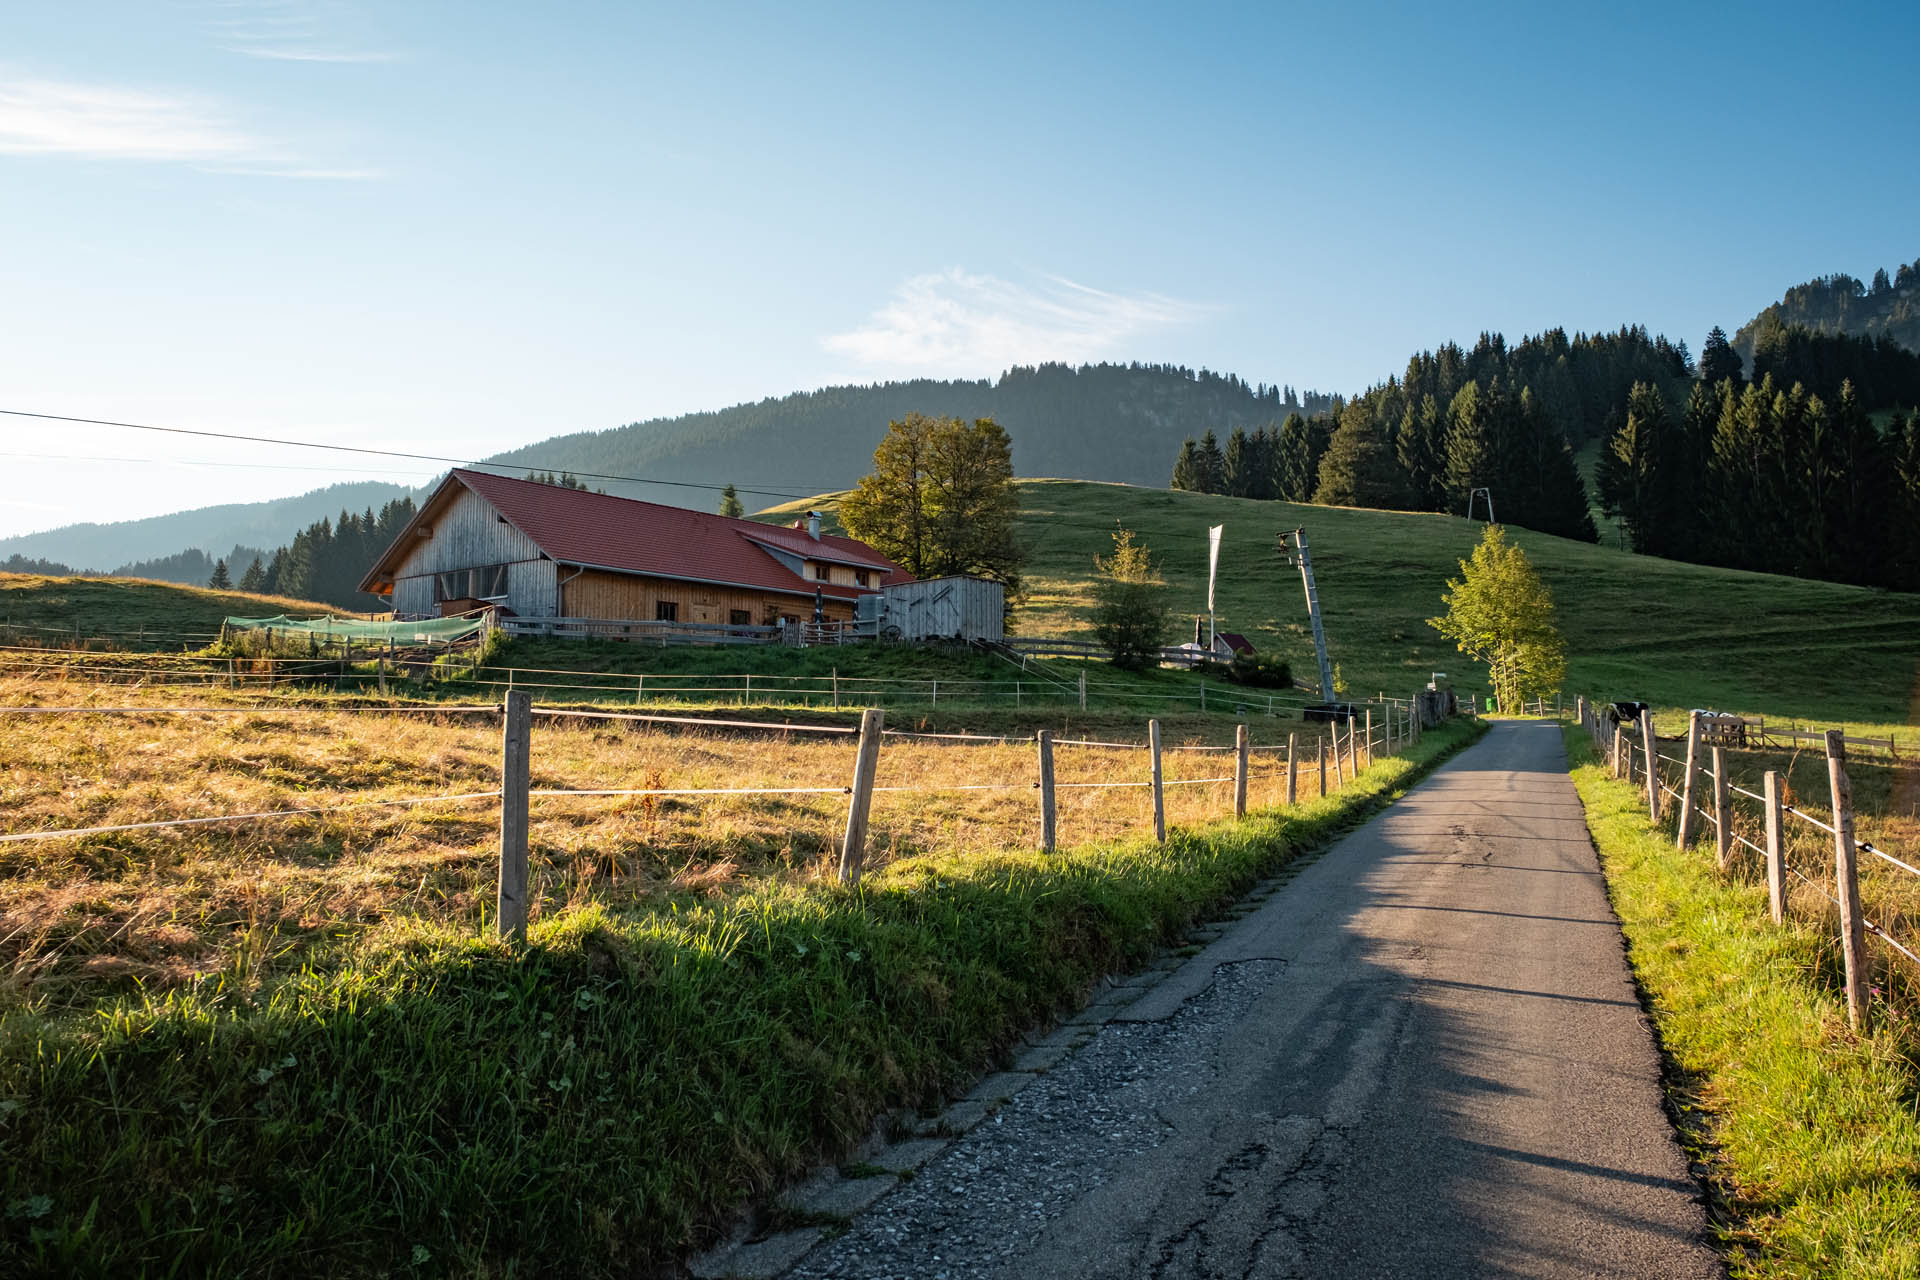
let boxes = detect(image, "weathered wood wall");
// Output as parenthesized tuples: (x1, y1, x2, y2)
(560, 570, 855, 625)
(389, 487, 555, 617)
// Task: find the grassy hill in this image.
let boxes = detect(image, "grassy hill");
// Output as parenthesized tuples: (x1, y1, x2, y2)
(767, 480, 1920, 734)
(0, 573, 345, 647)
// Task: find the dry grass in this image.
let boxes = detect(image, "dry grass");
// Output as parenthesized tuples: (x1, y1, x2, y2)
(0, 674, 1344, 1010)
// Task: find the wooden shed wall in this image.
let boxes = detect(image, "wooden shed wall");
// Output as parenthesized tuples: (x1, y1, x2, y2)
(387, 487, 558, 617)
(561, 570, 856, 625)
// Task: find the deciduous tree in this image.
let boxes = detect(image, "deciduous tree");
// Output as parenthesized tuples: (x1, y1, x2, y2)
(1427, 525, 1566, 713)
(839, 413, 1024, 593)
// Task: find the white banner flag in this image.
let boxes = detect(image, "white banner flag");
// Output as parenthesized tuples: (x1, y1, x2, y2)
(1207, 525, 1223, 613)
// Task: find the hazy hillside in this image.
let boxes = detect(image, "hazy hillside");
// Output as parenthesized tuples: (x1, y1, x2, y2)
(484, 362, 1334, 504)
(0, 481, 412, 575)
(1735, 254, 1920, 362)
(0, 365, 1331, 573)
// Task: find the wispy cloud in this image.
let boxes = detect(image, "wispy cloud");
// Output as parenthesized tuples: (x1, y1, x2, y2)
(208, 0, 400, 66)
(0, 79, 255, 160)
(220, 46, 396, 62)
(0, 76, 375, 178)
(823, 268, 1210, 375)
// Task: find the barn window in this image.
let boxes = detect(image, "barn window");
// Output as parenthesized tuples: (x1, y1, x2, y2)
(854, 569, 870, 587)
(655, 601, 679, 622)
(813, 562, 829, 581)
(729, 609, 751, 625)
(434, 563, 509, 602)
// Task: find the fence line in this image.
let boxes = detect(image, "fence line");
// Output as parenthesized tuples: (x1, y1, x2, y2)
(10, 692, 1448, 940)
(1578, 695, 1916, 1030)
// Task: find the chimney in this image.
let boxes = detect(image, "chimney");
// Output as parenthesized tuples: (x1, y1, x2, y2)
(807, 511, 822, 540)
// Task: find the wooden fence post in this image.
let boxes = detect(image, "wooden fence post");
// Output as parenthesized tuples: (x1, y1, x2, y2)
(1640, 708, 1660, 823)
(1825, 730, 1868, 1028)
(837, 708, 885, 884)
(1763, 770, 1786, 925)
(1318, 733, 1328, 796)
(1611, 724, 1625, 780)
(1711, 745, 1731, 872)
(1677, 711, 1701, 848)
(1233, 723, 1250, 818)
(1148, 719, 1166, 842)
(1078, 669, 1087, 712)
(1286, 731, 1298, 805)
(498, 689, 532, 943)
(1364, 709, 1373, 770)
(1037, 729, 1057, 852)
(1331, 722, 1346, 788)
(832, 668, 839, 709)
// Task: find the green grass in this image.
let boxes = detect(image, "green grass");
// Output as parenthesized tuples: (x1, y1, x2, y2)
(0, 721, 1480, 1277)
(0, 573, 340, 649)
(1563, 725, 1920, 1278)
(768, 480, 1920, 735)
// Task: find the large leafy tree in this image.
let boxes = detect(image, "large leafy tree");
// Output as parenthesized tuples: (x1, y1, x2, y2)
(1427, 524, 1566, 713)
(1088, 527, 1171, 670)
(840, 412, 1024, 592)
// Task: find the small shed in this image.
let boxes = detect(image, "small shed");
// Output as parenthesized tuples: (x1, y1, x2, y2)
(856, 576, 1005, 642)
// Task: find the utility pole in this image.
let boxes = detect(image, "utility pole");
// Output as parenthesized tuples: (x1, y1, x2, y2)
(1280, 528, 1336, 712)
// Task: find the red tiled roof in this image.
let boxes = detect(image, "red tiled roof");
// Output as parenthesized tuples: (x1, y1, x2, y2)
(364, 469, 910, 599)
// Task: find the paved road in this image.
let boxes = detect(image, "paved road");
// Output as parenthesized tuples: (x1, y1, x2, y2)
(790, 721, 1721, 1279)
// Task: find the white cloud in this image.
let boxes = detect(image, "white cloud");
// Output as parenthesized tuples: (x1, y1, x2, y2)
(0, 79, 254, 161)
(0, 76, 373, 178)
(823, 268, 1210, 375)
(219, 46, 396, 62)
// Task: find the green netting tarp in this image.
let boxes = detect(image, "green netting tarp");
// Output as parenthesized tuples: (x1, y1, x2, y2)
(223, 615, 486, 644)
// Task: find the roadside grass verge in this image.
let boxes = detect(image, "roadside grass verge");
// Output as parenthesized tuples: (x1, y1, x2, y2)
(1562, 726, 1920, 1279)
(0, 721, 1478, 1277)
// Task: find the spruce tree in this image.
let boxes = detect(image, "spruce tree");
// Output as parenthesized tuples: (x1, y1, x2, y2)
(238, 557, 266, 593)
(1194, 430, 1226, 494)
(1512, 389, 1596, 542)
(1698, 326, 1743, 388)
(1598, 382, 1679, 556)
(1275, 414, 1313, 501)
(1170, 438, 1202, 491)
(1890, 410, 1920, 590)
(718, 484, 745, 518)
(1221, 427, 1254, 497)
(1313, 400, 1410, 509)
(207, 558, 232, 590)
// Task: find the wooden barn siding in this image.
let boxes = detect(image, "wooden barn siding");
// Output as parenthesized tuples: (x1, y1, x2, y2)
(387, 487, 555, 616)
(561, 570, 856, 625)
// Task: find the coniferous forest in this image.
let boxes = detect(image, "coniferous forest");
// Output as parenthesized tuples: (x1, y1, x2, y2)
(1169, 317, 1920, 592)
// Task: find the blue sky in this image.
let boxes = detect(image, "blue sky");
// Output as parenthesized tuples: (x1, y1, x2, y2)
(2, 0, 1917, 538)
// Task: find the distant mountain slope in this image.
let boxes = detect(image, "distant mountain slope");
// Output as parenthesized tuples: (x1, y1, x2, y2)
(1734, 255, 1920, 362)
(0, 481, 413, 574)
(484, 362, 1334, 506)
(0, 364, 1330, 571)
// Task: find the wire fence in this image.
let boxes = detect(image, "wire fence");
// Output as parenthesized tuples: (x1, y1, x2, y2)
(1, 694, 1443, 946)
(1578, 696, 1917, 1029)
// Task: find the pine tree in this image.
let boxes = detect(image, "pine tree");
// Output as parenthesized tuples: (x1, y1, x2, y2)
(718, 484, 744, 518)
(1274, 414, 1314, 501)
(238, 557, 266, 593)
(1313, 400, 1410, 509)
(1395, 394, 1446, 510)
(1698, 326, 1743, 388)
(1221, 427, 1254, 497)
(207, 558, 232, 590)
(1597, 382, 1678, 555)
(1511, 389, 1596, 542)
(1193, 430, 1226, 494)
(1170, 438, 1202, 491)
(1890, 410, 1920, 590)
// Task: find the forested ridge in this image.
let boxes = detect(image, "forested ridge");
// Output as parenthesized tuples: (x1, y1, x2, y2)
(1735, 255, 1920, 361)
(1168, 315, 1920, 592)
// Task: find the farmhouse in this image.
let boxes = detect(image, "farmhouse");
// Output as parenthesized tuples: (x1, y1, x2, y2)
(359, 469, 910, 625)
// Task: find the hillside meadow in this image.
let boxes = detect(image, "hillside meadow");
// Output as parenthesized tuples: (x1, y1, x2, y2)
(770, 479, 1920, 735)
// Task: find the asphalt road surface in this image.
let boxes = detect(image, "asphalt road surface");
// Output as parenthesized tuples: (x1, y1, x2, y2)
(790, 721, 1722, 1279)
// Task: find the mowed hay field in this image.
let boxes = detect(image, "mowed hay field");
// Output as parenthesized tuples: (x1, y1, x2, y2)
(0, 573, 341, 645)
(0, 682, 1332, 1012)
(769, 479, 1920, 735)
(0, 649, 1464, 1276)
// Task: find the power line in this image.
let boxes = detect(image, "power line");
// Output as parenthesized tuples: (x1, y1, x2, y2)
(0, 408, 839, 500)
